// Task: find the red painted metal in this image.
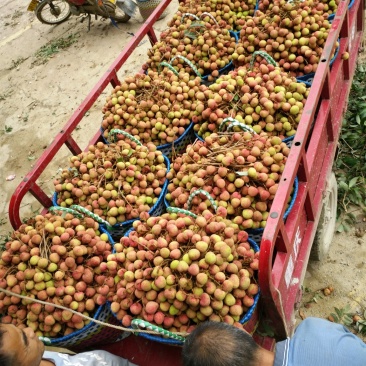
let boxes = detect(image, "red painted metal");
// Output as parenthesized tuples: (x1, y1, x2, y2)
(258, 0, 364, 341)
(7, 0, 365, 361)
(8, 0, 171, 229)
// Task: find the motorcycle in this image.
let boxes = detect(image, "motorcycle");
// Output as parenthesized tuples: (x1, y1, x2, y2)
(27, 0, 136, 26)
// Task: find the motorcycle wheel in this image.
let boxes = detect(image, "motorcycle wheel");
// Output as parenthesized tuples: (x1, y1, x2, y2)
(35, 0, 72, 25)
(112, 8, 131, 22)
(102, 1, 130, 23)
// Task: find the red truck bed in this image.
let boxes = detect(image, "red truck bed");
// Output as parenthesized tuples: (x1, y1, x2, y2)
(8, 0, 365, 364)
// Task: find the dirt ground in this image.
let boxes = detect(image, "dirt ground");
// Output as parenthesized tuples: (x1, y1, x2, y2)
(0, 0, 366, 341)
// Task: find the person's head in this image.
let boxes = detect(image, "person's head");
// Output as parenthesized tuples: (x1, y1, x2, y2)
(182, 321, 260, 366)
(0, 323, 45, 366)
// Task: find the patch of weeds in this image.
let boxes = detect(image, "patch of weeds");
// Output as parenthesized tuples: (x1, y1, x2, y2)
(0, 231, 11, 252)
(334, 62, 366, 232)
(21, 207, 41, 224)
(301, 285, 335, 307)
(9, 57, 28, 70)
(256, 321, 275, 338)
(328, 305, 354, 325)
(1, 125, 13, 134)
(12, 10, 23, 20)
(328, 304, 366, 337)
(0, 91, 12, 101)
(354, 312, 366, 336)
(33, 33, 80, 65)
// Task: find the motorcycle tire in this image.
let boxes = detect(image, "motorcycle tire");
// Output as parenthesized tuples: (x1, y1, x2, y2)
(101, 1, 130, 22)
(35, 0, 72, 25)
(111, 9, 131, 22)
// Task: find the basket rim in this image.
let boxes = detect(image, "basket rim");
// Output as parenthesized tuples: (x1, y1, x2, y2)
(328, 0, 355, 21)
(164, 174, 299, 233)
(111, 231, 261, 345)
(101, 122, 193, 150)
(296, 40, 340, 83)
(52, 154, 170, 230)
(48, 304, 105, 345)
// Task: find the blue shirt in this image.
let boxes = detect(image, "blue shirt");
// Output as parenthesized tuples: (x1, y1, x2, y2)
(274, 317, 366, 366)
(43, 350, 138, 366)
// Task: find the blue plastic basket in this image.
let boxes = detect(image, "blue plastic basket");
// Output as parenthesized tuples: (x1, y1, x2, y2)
(112, 229, 260, 345)
(52, 154, 170, 242)
(164, 173, 298, 245)
(328, 0, 355, 21)
(296, 42, 340, 85)
(200, 30, 239, 85)
(156, 122, 195, 159)
(43, 303, 124, 352)
(194, 131, 295, 146)
(101, 123, 195, 161)
(246, 176, 299, 243)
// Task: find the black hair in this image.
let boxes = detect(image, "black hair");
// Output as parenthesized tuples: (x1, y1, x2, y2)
(182, 321, 260, 366)
(0, 326, 14, 366)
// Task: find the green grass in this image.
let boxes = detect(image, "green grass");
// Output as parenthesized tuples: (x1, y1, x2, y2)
(34, 33, 79, 65)
(334, 62, 366, 232)
(9, 56, 27, 70)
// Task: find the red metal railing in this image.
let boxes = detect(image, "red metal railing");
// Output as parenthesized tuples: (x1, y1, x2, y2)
(8, 0, 365, 356)
(8, 0, 172, 229)
(258, 0, 364, 339)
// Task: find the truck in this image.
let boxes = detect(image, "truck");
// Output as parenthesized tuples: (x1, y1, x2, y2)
(8, 0, 365, 364)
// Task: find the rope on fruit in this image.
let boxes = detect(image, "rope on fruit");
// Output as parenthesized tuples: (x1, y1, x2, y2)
(48, 206, 84, 219)
(200, 12, 219, 25)
(158, 61, 179, 76)
(187, 189, 218, 211)
(170, 55, 202, 78)
(108, 129, 143, 146)
(131, 319, 185, 341)
(250, 51, 277, 69)
(166, 206, 198, 218)
(70, 205, 113, 230)
(0, 288, 188, 338)
(181, 12, 200, 22)
(227, 121, 257, 134)
(219, 117, 257, 135)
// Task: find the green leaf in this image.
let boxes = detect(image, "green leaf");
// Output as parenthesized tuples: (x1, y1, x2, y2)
(330, 313, 339, 322)
(343, 315, 353, 326)
(338, 181, 349, 191)
(342, 156, 359, 167)
(343, 223, 351, 232)
(349, 176, 359, 188)
(335, 307, 343, 318)
(336, 224, 344, 233)
(184, 31, 197, 40)
(189, 21, 205, 28)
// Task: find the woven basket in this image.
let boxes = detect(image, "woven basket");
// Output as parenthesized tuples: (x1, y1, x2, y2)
(136, 0, 168, 20)
(101, 123, 195, 161)
(52, 154, 170, 242)
(129, 290, 260, 346)
(242, 176, 299, 243)
(155, 123, 195, 159)
(164, 129, 298, 244)
(43, 304, 124, 352)
(296, 42, 340, 85)
(194, 123, 296, 146)
(328, 0, 355, 21)
(111, 229, 260, 345)
(165, 175, 298, 243)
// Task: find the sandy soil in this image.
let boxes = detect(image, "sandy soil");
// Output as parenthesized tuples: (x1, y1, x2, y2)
(0, 0, 365, 341)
